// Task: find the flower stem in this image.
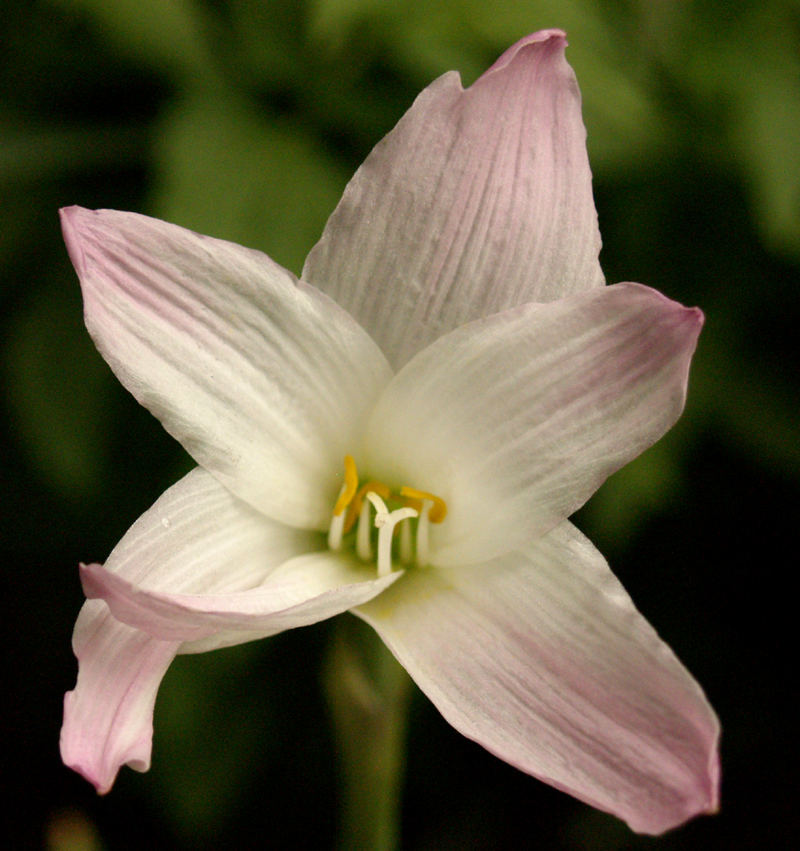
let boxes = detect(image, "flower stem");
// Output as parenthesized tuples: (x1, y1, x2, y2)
(324, 614, 411, 851)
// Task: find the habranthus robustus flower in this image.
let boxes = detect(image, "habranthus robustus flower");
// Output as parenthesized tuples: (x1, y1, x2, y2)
(60, 29, 720, 834)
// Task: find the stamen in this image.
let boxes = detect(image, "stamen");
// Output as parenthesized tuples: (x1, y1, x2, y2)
(334, 455, 359, 515)
(416, 499, 432, 566)
(400, 487, 446, 566)
(328, 500, 346, 551)
(356, 497, 374, 561)
(367, 493, 418, 577)
(399, 518, 413, 564)
(399, 487, 447, 523)
(329, 456, 360, 551)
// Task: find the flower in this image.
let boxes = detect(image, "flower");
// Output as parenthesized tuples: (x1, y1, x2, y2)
(60, 29, 720, 834)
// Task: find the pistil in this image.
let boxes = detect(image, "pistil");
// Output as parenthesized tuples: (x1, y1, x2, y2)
(366, 493, 418, 577)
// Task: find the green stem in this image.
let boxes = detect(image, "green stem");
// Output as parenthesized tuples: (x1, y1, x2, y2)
(324, 615, 411, 851)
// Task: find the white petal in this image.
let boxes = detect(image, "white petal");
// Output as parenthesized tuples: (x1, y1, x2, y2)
(303, 30, 604, 370)
(61, 600, 180, 794)
(81, 552, 402, 642)
(364, 283, 703, 566)
(80, 468, 397, 643)
(61, 466, 324, 794)
(98, 466, 322, 592)
(356, 523, 720, 834)
(62, 206, 392, 529)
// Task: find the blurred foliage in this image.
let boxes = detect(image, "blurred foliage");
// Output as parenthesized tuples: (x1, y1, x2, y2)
(151, 85, 350, 273)
(1, 0, 798, 849)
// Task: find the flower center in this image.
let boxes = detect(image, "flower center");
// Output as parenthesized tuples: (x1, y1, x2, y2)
(327, 455, 447, 577)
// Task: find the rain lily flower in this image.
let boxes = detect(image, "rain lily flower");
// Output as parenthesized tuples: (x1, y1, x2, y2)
(60, 29, 719, 834)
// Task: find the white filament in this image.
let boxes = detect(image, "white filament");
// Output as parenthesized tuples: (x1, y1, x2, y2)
(356, 497, 373, 560)
(399, 518, 413, 564)
(416, 499, 433, 566)
(327, 485, 348, 551)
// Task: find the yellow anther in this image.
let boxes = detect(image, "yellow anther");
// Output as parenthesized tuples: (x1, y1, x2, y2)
(399, 487, 447, 523)
(333, 455, 359, 516)
(344, 481, 392, 534)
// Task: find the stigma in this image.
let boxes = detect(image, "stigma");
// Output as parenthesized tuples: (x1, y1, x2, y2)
(327, 455, 447, 576)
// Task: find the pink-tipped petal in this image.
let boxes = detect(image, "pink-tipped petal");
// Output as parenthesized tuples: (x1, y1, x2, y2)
(83, 464, 388, 641)
(81, 552, 401, 641)
(365, 283, 703, 566)
(61, 467, 324, 790)
(303, 30, 603, 370)
(60, 600, 180, 794)
(356, 522, 720, 834)
(61, 206, 392, 530)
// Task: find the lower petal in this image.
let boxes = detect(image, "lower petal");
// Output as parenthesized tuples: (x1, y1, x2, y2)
(60, 600, 180, 794)
(61, 466, 322, 791)
(82, 551, 403, 642)
(355, 522, 720, 834)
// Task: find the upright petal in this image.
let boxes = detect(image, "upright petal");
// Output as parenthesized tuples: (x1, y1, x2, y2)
(303, 30, 603, 370)
(356, 523, 720, 834)
(364, 283, 702, 566)
(61, 600, 179, 794)
(62, 207, 392, 529)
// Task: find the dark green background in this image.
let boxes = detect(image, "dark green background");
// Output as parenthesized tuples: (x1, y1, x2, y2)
(2, 1, 797, 848)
